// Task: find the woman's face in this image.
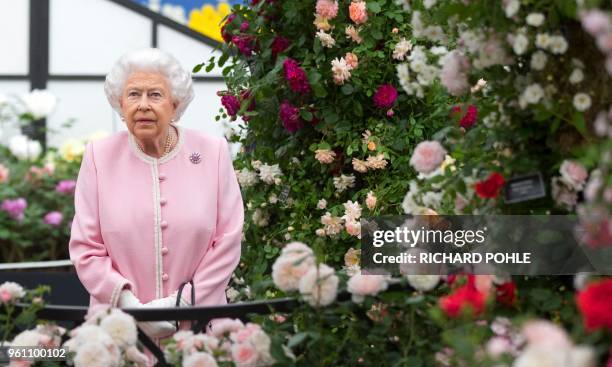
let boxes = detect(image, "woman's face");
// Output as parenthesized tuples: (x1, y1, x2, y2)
(119, 71, 177, 141)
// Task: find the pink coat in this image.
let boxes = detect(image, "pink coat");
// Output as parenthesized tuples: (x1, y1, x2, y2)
(69, 126, 243, 322)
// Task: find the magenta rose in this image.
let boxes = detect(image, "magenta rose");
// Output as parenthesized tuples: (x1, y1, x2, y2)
(279, 100, 304, 133)
(271, 36, 290, 58)
(1, 198, 27, 221)
(232, 35, 256, 57)
(44, 211, 63, 227)
(56, 180, 77, 195)
(221, 94, 241, 117)
(373, 84, 398, 109)
(283, 58, 311, 94)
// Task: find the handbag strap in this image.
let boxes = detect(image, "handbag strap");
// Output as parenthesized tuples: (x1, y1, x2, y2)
(175, 280, 195, 330)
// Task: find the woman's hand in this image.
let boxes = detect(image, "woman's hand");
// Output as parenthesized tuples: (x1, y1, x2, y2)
(118, 289, 177, 338)
(143, 290, 190, 308)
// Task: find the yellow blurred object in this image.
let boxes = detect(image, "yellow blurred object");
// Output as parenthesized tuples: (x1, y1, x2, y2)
(188, 3, 232, 42)
(59, 138, 85, 162)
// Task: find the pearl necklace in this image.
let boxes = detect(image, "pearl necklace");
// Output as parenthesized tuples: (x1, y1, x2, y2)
(136, 125, 177, 158)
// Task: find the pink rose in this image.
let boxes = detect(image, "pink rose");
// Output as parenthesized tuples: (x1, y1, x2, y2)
(211, 318, 245, 338)
(316, 0, 338, 19)
(597, 32, 612, 53)
(580, 10, 611, 36)
(43, 211, 63, 227)
(56, 180, 77, 195)
(409, 141, 447, 174)
(486, 336, 512, 357)
(1, 198, 27, 221)
(559, 160, 588, 190)
(347, 274, 389, 303)
(345, 220, 361, 238)
(522, 320, 572, 349)
(231, 343, 259, 367)
(349, 1, 368, 24)
(440, 51, 470, 96)
(345, 52, 358, 69)
(0, 164, 9, 183)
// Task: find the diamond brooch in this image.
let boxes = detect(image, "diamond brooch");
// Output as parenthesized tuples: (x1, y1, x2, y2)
(189, 152, 202, 164)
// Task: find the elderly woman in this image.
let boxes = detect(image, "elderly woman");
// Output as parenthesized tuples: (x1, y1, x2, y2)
(69, 48, 244, 341)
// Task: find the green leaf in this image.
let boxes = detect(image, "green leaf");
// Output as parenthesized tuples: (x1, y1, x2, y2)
(218, 52, 229, 68)
(326, 113, 339, 123)
(288, 332, 309, 348)
(313, 84, 328, 98)
(372, 29, 383, 40)
(192, 63, 204, 73)
(319, 142, 331, 150)
(557, 0, 577, 18)
(205, 61, 216, 73)
(341, 84, 354, 95)
(300, 110, 314, 121)
(571, 111, 588, 138)
(367, 1, 382, 13)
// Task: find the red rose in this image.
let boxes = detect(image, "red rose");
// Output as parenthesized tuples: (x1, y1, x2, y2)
(439, 277, 487, 318)
(496, 281, 517, 306)
(451, 104, 478, 128)
(576, 278, 612, 331)
(475, 172, 505, 199)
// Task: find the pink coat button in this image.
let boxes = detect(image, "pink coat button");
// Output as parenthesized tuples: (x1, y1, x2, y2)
(160, 198, 167, 206)
(162, 273, 169, 281)
(161, 247, 169, 255)
(160, 220, 168, 229)
(159, 174, 166, 181)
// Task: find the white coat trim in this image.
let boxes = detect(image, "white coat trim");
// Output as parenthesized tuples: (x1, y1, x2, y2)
(110, 280, 127, 308)
(127, 125, 184, 165)
(152, 163, 162, 299)
(126, 126, 184, 299)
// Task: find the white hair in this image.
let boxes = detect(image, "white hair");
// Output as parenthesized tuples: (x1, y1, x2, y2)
(104, 48, 194, 121)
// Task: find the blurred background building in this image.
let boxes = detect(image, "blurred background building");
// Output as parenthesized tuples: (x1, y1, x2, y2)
(0, 0, 239, 149)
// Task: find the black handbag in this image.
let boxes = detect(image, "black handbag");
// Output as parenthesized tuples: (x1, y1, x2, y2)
(175, 280, 195, 330)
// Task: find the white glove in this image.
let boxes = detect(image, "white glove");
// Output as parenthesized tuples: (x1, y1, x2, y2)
(118, 289, 177, 338)
(143, 290, 191, 308)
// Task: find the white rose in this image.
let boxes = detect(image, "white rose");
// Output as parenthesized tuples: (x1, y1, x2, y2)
(406, 275, 440, 291)
(11, 330, 43, 347)
(535, 33, 551, 49)
(347, 274, 389, 303)
(549, 35, 568, 54)
(504, 0, 520, 18)
(526, 13, 545, 27)
(183, 352, 218, 367)
(272, 251, 315, 292)
(423, 0, 436, 9)
(298, 264, 339, 307)
(573, 93, 592, 111)
(512, 33, 529, 55)
(99, 309, 138, 348)
(73, 342, 120, 367)
(530, 51, 548, 70)
(522, 84, 544, 104)
(21, 89, 57, 119)
(9, 135, 42, 161)
(569, 69, 584, 84)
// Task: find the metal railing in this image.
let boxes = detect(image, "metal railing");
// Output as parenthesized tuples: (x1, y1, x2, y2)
(13, 298, 299, 367)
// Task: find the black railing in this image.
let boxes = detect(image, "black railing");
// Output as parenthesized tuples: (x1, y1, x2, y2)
(13, 298, 299, 367)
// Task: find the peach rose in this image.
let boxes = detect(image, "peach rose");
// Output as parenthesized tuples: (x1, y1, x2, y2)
(349, 1, 368, 25)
